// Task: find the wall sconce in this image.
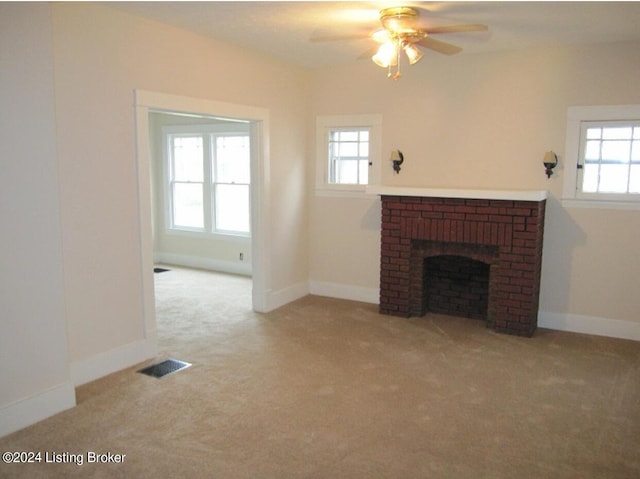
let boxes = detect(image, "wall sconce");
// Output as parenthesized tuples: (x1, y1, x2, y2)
(390, 149, 404, 174)
(543, 151, 558, 178)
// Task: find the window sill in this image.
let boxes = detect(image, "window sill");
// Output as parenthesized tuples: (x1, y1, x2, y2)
(165, 228, 251, 241)
(314, 186, 375, 198)
(561, 198, 640, 210)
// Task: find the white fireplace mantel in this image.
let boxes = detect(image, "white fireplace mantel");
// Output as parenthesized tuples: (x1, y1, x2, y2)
(366, 186, 548, 202)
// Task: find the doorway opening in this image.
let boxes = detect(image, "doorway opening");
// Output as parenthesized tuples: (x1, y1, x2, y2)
(135, 90, 270, 348)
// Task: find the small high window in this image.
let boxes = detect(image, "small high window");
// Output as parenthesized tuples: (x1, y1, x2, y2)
(315, 114, 382, 195)
(579, 122, 640, 194)
(328, 129, 370, 185)
(563, 105, 640, 209)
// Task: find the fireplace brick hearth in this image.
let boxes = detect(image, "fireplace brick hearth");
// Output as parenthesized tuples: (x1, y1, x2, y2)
(376, 189, 546, 337)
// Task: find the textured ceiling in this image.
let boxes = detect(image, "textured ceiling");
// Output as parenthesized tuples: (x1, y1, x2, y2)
(110, 1, 640, 69)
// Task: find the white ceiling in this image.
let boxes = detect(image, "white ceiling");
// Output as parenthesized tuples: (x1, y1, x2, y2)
(110, 1, 640, 69)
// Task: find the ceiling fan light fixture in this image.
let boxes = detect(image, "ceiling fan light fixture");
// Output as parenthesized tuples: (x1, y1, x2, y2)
(403, 43, 423, 65)
(372, 29, 390, 43)
(380, 7, 418, 33)
(367, 6, 487, 79)
(372, 40, 398, 68)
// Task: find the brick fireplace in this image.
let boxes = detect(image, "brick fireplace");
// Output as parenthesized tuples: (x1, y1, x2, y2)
(371, 187, 547, 337)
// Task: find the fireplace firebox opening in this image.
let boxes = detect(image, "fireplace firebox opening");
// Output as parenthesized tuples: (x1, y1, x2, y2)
(422, 255, 490, 320)
(409, 240, 500, 324)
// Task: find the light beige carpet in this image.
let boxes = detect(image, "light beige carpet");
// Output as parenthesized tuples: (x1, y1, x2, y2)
(1, 266, 639, 478)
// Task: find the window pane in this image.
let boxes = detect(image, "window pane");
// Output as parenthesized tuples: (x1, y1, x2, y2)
(598, 164, 628, 193)
(335, 159, 359, 184)
(215, 184, 250, 233)
(358, 159, 369, 184)
(582, 164, 599, 193)
(216, 136, 250, 183)
(338, 131, 358, 141)
(629, 165, 640, 193)
(602, 127, 632, 140)
(632, 140, 640, 162)
(584, 140, 600, 161)
(586, 127, 601, 140)
(173, 183, 203, 228)
(173, 136, 203, 181)
(601, 140, 631, 163)
(338, 142, 359, 157)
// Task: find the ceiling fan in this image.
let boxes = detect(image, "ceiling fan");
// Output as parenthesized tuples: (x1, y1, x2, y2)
(314, 6, 488, 80)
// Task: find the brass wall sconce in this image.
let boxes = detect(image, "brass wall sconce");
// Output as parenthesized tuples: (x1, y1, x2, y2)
(543, 151, 558, 178)
(390, 150, 404, 174)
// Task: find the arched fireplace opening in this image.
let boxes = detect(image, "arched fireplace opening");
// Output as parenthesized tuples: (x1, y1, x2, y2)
(422, 255, 490, 320)
(408, 240, 500, 326)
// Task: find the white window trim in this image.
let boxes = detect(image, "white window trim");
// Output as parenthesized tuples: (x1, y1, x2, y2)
(562, 104, 640, 210)
(315, 114, 382, 197)
(162, 123, 252, 237)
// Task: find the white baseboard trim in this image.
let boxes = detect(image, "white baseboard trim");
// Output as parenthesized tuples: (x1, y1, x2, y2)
(155, 252, 252, 277)
(264, 281, 309, 312)
(0, 381, 76, 438)
(70, 338, 157, 386)
(309, 280, 379, 305)
(300, 285, 640, 342)
(539, 312, 640, 341)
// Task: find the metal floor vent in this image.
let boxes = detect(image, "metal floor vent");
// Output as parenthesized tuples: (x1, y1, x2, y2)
(137, 359, 191, 378)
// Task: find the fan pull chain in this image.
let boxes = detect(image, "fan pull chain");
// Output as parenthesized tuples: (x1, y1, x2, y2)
(392, 39, 402, 80)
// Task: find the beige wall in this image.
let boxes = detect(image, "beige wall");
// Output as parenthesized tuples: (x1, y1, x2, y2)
(51, 3, 309, 367)
(0, 3, 75, 436)
(309, 41, 640, 331)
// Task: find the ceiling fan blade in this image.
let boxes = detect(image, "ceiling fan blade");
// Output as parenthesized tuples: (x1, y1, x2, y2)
(310, 33, 370, 42)
(358, 47, 378, 60)
(424, 24, 488, 34)
(417, 37, 462, 55)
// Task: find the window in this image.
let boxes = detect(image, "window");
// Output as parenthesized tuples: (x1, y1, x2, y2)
(579, 123, 640, 194)
(563, 105, 640, 209)
(316, 114, 381, 195)
(169, 135, 205, 229)
(213, 135, 251, 233)
(164, 125, 251, 236)
(328, 129, 370, 185)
